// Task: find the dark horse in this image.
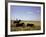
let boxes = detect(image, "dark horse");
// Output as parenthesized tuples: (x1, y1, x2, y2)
(13, 20, 21, 24)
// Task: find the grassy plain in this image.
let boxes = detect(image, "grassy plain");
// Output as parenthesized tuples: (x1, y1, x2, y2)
(11, 20, 41, 31)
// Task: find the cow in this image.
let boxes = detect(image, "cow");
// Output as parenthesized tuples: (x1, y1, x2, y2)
(15, 23, 24, 27)
(27, 23, 34, 27)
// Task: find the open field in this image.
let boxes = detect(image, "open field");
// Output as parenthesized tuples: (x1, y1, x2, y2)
(11, 20, 41, 31)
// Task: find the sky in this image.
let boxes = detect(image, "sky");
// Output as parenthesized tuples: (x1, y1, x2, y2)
(10, 5, 41, 21)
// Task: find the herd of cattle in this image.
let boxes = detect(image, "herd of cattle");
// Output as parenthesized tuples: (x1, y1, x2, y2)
(11, 20, 34, 27)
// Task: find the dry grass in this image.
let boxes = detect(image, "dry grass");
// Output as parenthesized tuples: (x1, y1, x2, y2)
(11, 20, 41, 31)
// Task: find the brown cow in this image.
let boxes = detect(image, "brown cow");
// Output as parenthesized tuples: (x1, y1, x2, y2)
(15, 23, 24, 27)
(27, 23, 34, 27)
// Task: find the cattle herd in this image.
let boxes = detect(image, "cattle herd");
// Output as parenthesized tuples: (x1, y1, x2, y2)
(11, 20, 34, 28)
